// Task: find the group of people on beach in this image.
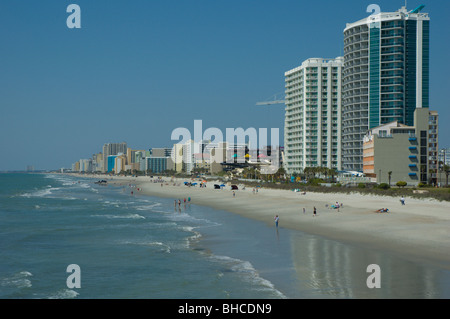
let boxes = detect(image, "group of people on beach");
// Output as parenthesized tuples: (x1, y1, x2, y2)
(274, 206, 318, 228)
(375, 197, 405, 214)
(174, 197, 191, 211)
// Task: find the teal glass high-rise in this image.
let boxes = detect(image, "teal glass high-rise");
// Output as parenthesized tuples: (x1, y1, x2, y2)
(342, 6, 430, 171)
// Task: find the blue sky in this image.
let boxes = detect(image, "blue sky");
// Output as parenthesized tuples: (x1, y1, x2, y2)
(0, 0, 449, 171)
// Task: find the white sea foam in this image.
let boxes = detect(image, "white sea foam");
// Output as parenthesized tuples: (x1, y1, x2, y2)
(120, 240, 171, 253)
(143, 241, 171, 253)
(47, 289, 79, 299)
(210, 255, 287, 299)
(91, 213, 146, 220)
(21, 188, 54, 198)
(1, 271, 33, 289)
(135, 203, 162, 211)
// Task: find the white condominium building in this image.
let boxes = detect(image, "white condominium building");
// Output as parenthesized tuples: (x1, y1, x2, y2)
(284, 57, 343, 174)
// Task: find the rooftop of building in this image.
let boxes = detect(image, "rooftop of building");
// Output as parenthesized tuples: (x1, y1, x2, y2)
(344, 5, 429, 32)
(285, 57, 344, 76)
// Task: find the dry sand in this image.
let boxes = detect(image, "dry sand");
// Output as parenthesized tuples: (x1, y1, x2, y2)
(74, 174, 450, 268)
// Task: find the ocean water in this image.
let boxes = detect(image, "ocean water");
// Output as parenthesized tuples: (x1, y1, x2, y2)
(1, 173, 449, 299)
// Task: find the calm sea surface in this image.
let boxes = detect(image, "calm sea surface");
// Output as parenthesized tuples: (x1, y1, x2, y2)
(1, 173, 449, 299)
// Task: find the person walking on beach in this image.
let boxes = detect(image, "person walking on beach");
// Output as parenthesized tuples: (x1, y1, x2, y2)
(188, 197, 191, 204)
(274, 215, 279, 228)
(400, 197, 405, 205)
(233, 191, 235, 198)
(303, 207, 306, 214)
(313, 207, 317, 217)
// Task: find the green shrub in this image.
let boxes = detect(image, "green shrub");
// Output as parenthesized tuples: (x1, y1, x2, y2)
(358, 183, 366, 189)
(335, 183, 342, 188)
(418, 182, 426, 188)
(396, 181, 407, 188)
(378, 183, 390, 190)
(308, 178, 325, 186)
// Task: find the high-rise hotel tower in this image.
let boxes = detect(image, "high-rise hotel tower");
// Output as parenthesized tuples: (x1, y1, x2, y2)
(284, 57, 343, 174)
(342, 5, 430, 171)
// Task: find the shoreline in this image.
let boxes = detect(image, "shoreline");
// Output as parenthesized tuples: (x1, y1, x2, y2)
(69, 173, 450, 269)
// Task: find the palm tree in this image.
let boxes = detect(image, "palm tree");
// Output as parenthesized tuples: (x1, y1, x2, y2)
(328, 168, 337, 183)
(303, 167, 311, 180)
(275, 167, 286, 181)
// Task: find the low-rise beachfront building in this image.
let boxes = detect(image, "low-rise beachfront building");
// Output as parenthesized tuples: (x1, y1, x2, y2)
(126, 149, 145, 172)
(145, 148, 174, 174)
(114, 153, 127, 175)
(209, 142, 227, 174)
(146, 157, 169, 174)
(363, 108, 438, 186)
(193, 153, 210, 172)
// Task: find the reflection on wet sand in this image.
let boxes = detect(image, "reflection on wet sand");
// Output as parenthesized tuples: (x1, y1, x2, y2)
(289, 232, 448, 298)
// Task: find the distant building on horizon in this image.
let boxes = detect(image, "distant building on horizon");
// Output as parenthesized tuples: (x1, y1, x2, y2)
(102, 142, 127, 173)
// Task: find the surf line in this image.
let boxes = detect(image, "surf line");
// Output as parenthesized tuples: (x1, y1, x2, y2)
(178, 303, 212, 317)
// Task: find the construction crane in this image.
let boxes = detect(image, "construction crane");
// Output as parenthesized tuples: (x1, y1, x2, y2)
(256, 92, 285, 106)
(410, 4, 425, 14)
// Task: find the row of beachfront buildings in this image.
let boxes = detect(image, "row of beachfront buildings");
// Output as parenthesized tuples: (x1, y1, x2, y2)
(283, 5, 447, 186)
(73, 5, 448, 186)
(72, 141, 282, 176)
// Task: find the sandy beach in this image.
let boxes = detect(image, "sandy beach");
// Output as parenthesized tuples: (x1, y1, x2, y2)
(73, 174, 450, 268)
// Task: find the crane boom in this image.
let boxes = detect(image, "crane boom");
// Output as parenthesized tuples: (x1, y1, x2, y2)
(256, 100, 285, 106)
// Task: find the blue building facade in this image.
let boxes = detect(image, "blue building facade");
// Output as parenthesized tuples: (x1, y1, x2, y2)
(146, 157, 167, 174)
(107, 155, 117, 172)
